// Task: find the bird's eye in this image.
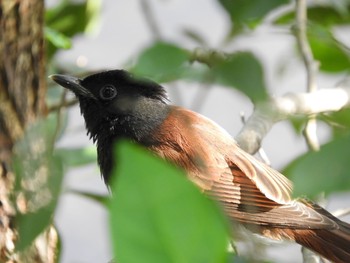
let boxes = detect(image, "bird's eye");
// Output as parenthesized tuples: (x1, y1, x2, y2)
(100, 85, 117, 100)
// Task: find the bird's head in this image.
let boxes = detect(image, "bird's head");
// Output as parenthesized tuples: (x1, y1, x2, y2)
(50, 70, 168, 142)
(51, 69, 169, 181)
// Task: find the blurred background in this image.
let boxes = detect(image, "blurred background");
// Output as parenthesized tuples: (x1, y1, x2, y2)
(44, 0, 350, 262)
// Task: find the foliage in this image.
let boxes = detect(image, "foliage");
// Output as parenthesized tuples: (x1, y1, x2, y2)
(10, 0, 101, 256)
(211, 52, 268, 102)
(274, 3, 350, 73)
(13, 0, 350, 262)
(13, 118, 64, 251)
(284, 132, 350, 197)
(131, 42, 190, 82)
(110, 141, 229, 263)
(45, 0, 101, 60)
(218, 0, 290, 33)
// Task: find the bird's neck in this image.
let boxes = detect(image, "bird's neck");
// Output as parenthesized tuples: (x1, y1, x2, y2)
(94, 98, 170, 182)
(120, 98, 170, 143)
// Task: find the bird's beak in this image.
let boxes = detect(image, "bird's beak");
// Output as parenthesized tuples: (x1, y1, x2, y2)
(49, 74, 95, 99)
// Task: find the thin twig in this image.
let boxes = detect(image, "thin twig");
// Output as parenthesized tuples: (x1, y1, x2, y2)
(190, 71, 217, 112)
(332, 208, 350, 218)
(295, 0, 318, 93)
(190, 82, 212, 112)
(139, 0, 184, 105)
(48, 98, 78, 113)
(295, 0, 320, 151)
(140, 0, 162, 40)
(52, 90, 68, 145)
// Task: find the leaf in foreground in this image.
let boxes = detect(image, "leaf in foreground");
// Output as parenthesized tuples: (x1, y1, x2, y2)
(13, 119, 63, 250)
(109, 141, 229, 263)
(212, 52, 268, 102)
(284, 134, 350, 197)
(131, 42, 189, 82)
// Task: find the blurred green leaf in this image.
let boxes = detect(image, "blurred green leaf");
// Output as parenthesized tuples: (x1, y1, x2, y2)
(13, 119, 64, 250)
(56, 146, 97, 167)
(16, 209, 54, 251)
(274, 6, 350, 27)
(212, 52, 268, 102)
(45, 0, 100, 37)
(131, 42, 189, 82)
(70, 190, 109, 207)
(45, 27, 72, 49)
(284, 134, 350, 197)
(273, 6, 350, 73)
(228, 254, 251, 263)
(45, 0, 101, 59)
(47, 110, 68, 142)
(46, 84, 66, 106)
(288, 116, 308, 135)
(320, 108, 350, 138)
(85, 0, 102, 34)
(218, 0, 289, 33)
(326, 108, 350, 129)
(308, 25, 350, 73)
(55, 226, 62, 263)
(110, 140, 229, 263)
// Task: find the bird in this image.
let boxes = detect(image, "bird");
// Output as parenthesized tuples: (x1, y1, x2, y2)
(51, 69, 350, 263)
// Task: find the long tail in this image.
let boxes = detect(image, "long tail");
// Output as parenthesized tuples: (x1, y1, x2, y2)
(292, 226, 350, 262)
(292, 203, 350, 263)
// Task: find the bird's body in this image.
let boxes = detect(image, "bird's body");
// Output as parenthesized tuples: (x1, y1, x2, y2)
(51, 70, 350, 263)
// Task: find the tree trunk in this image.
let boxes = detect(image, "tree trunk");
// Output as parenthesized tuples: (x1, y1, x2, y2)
(0, 0, 57, 262)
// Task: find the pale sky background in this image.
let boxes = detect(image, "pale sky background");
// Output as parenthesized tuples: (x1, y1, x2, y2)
(46, 0, 350, 262)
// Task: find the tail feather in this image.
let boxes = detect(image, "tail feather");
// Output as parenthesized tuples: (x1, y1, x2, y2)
(252, 201, 350, 263)
(293, 226, 350, 263)
(292, 202, 350, 263)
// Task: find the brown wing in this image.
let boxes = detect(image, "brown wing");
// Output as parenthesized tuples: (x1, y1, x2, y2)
(151, 106, 337, 230)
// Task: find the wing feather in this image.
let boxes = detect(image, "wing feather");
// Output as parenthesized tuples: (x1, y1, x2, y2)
(151, 106, 337, 230)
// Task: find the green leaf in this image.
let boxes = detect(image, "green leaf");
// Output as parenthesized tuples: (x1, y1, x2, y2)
(131, 42, 189, 82)
(218, 0, 290, 32)
(45, 0, 101, 59)
(273, 6, 350, 73)
(54, 226, 62, 263)
(70, 190, 109, 207)
(274, 6, 350, 27)
(320, 108, 350, 138)
(109, 140, 229, 263)
(44, 27, 72, 49)
(13, 118, 64, 250)
(45, 0, 101, 37)
(288, 116, 308, 135)
(284, 134, 350, 197)
(212, 52, 268, 102)
(308, 25, 350, 73)
(326, 108, 350, 129)
(56, 146, 97, 167)
(16, 209, 53, 251)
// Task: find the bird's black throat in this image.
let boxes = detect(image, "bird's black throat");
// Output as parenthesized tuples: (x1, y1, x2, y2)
(81, 97, 170, 183)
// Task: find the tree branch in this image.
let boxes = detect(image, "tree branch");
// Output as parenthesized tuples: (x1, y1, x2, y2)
(139, 0, 184, 105)
(140, 0, 162, 40)
(295, 0, 318, 93)
(295, 0, 320, 151)
(48, 98, 78, 113)
(235, 82, 350, 154)
(332, 207, 350, 218)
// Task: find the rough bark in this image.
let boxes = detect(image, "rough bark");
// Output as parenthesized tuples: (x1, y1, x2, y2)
(0, 0, 57, 262)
